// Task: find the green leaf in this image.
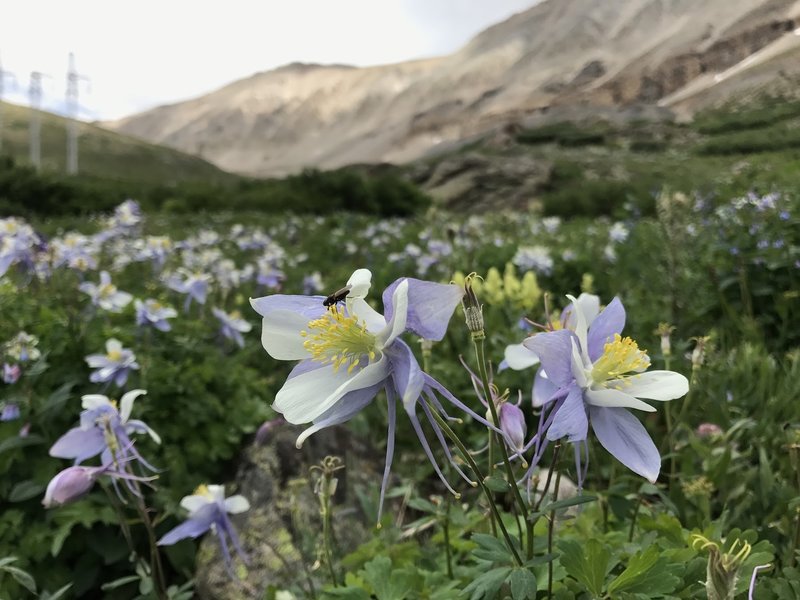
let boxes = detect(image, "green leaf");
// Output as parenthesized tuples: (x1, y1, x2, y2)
(2, 565, 37, 594)
(40, 583, 73, 600)
(471, 533, 513, 563)
(361, 556, 412, 600)
(608, 546, 680, 596)
(484, 476, 511, 493)
(0, 434, 44, 455)
(539, 494, 598, 513)
(509, 568, 537, 600)
(8, 480, 46, 502)
(101, 576, 140, 591)
(558, 539, 610, 596)
(321, 588, 371, 600)
(462, 567, 512, 600)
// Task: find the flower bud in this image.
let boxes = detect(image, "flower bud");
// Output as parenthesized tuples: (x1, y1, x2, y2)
(461, 273, 485, 340)
(43, 466, 100, 508)
(498, 402, 526, 452)
(696, 423, 723, 438)
(255, 417, 285, 445)
(654, 323, 675, 357)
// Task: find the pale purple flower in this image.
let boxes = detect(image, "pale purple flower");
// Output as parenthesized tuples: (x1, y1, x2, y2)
(157, 484, 249, 576)
(79, 271, 133, 312)
(85, 339, 139, 387)
(513, 245, 554, 276)
(212, 308, 252, 348)
(3, 363, 21, 384)
(303, 272, 324, 295)
(255, 417, 285, 445)
(49, 389, 159, 468)
(1, 402, 20, 421)
(609, 222, 629, 243)
(135, 299, 178, 332)
(696, 423, 723, 438)
(523, 295, 688, 482)
(166, 270, 211, 312)
(251, 268, 502, 518)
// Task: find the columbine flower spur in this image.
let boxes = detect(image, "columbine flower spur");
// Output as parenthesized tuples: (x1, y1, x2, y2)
(251, 268, 505, 518)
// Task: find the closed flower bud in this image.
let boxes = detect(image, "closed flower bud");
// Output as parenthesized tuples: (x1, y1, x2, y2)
(655, 323, 675, 357)
(461, 273, 485, 340)
(43, 466, 99, 508)
(498, 402, 526, 452)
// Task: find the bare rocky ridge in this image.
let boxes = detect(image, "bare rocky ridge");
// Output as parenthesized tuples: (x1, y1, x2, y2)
(105, 0, 800, 177)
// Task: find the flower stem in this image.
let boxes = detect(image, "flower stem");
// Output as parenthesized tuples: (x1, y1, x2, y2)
(547, 464, 563, 599)
(628, 495, 643, 542)
(443, 497, 454, 579)
(426, 401, 523, 566)
(473, 337, 531, 555)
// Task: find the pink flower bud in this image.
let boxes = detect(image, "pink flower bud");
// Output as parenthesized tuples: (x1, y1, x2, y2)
(42, 466, 101, 508)
(255, 417, 285, 445)
(499, 402, 527, 452)
(696, 423, 723, 438)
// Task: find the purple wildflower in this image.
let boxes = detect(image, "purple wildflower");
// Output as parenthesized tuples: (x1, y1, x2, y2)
(85, 339, 139, 387)
(523, 295, 689, 482)
(3, 363, 21, 384)
(157, 484, 249, 577)
(212, 308, 252, 348)
(251, 268, 504, 518)
(79, 271, 133, 312)
(135, 299, 178, 332)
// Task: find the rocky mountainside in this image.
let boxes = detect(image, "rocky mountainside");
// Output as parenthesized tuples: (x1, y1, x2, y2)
(105, 0, 800, 176)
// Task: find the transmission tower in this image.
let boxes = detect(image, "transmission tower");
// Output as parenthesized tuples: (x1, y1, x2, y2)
(66, 53, 90, 175)
(29, 71, 43, 170)
(0, 54, 16, 155)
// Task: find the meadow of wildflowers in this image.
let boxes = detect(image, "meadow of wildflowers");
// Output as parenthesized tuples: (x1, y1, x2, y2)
(0, 192, 798, 599)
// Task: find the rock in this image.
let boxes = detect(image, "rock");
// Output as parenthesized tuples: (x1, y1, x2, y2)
(195, 424, 382, 599)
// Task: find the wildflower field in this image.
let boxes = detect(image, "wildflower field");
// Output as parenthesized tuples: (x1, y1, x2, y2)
(0, 191, 798, 599)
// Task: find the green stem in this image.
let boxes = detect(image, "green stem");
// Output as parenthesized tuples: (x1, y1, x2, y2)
(321, 486, 338, 586)
(628, 496, 643, 543)
(443, 498, 454, 579)
(130, 488, 168, 600)
(474, 338, 530, 555)
(426, 401, 523, 566)
(530, 443, 563, 559)
(547, 467, 563, 599)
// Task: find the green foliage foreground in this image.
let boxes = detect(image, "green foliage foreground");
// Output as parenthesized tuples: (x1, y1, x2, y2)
(0, 189, 798, 599)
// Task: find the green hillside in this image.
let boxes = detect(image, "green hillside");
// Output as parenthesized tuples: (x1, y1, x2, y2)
(0, 101, 234, 184)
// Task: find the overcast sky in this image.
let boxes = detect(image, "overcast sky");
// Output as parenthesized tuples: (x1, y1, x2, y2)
(1, 0, 537, 121)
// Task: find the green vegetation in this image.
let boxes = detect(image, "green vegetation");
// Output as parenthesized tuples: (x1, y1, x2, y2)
(0, 101, 232, 185)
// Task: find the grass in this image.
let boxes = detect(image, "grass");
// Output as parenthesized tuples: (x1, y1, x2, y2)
(0, 101, 234, 185)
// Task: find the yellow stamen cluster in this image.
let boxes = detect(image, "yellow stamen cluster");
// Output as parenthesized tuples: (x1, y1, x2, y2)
(98, 283, 117, 299)
(194, 483, 210, 497)
(301, 307, 377, 374)
(592, 334, 650, 383)
(107, 349, 123, 362)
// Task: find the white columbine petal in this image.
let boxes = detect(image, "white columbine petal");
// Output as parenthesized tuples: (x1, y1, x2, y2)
(258, 309, 313, 360)
(585, 388, 657, 413)
(180, 494, 212, 514)
(346, 268, 372, 299)
(119, 389, 147, 423)
(224, 495, 251, 514)
(566, 295, 591, 365)
(503, 343, 540, 370)
(81, 394, 112, 410)
(349, 298, 387, 333)
(606, 370, 689, 401)
(378, 279, 408, 348)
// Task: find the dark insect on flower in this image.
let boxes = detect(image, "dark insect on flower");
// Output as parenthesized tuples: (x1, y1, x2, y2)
(322, 286, 351, 307)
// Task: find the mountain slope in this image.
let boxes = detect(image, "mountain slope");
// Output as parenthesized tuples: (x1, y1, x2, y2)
(105, 0, 800, 176)
(0, 101, 234, 184)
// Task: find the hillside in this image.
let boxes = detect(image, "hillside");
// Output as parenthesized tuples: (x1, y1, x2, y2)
(106, 0, 800, 176)
(0, 101, 234, 185)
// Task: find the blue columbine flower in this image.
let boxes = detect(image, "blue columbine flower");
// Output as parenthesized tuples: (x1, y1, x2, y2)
(166, 270, 211, 312)
(523, 295, 689, 482)
(50, 390, 160, 470)
(43, 463, 152, 508)
(157, 484, 249, 576)
(79, 271, 133, 312)
(251, 268, 504, 518)
(212, 308, 252, 348)
(85, 339, 139, 387)
(135, 299, 178, 332)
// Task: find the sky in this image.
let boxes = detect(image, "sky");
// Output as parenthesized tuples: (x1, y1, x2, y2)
(1, 0, 537, 121)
